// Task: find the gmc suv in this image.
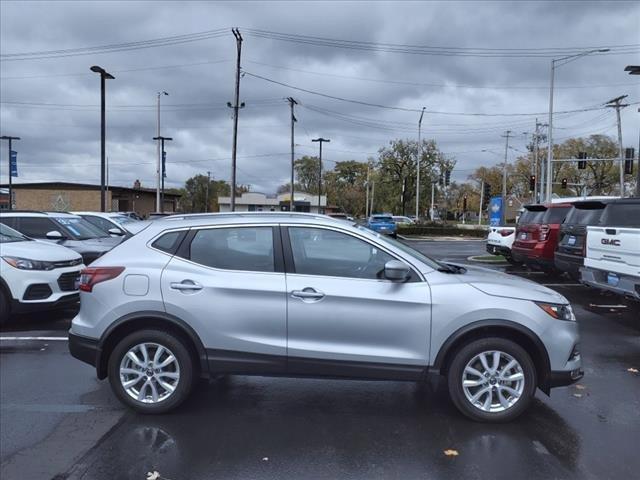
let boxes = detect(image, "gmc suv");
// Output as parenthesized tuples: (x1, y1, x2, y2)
(69, 213, 582, 422)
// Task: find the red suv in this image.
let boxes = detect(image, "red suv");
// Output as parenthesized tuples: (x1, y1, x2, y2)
(511, 202, 573, 271)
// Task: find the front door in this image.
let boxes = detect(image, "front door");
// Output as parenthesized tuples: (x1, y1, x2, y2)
(161, 225, 287, 374)
(283, 226, 431, 379)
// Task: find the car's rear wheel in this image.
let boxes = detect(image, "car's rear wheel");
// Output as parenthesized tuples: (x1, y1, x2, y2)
(447, 337, 536, 422)
(506, 256, 522, 265)
(108, 329, 195, 414)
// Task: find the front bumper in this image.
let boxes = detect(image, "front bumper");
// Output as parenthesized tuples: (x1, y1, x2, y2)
(11, 293, 80, 314)
(548, 368, 584, 388)
(68, 331, 100, 369)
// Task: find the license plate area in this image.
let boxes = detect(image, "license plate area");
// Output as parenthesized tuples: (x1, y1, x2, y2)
(567, 235, 576, 246)
(607, 272, 619, 286)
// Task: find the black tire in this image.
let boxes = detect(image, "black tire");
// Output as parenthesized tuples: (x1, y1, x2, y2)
(108, 329, 195, 414)
(506, 256, 522, 266)
(0, 288, 10, 326)
(447, 337, 537, 422)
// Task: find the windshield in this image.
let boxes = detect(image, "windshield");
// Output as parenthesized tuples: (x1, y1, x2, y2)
(0, 223, 29, 243)
(111, 215, 137, 226)
(600, 204, 640, 227)
(54, 217, 110, 240)
(355, 224, 440, 269)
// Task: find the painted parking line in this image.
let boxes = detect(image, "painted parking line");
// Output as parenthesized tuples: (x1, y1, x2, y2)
(541, 283, 584, 287)
(588, 304, 628, 309)
(0, 336, 68, 341)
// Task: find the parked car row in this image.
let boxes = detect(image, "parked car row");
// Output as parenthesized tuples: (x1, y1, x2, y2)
(364, 213, 416, 237)
(486, 197, 640, 302)
(0, 210, 149, 323)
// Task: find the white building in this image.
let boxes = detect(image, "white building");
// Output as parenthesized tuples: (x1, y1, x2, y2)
(218, 192, 327, 213)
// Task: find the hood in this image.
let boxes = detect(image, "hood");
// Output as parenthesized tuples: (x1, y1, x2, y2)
(448, 263, 568, 304)
(1, 239, 82, 262)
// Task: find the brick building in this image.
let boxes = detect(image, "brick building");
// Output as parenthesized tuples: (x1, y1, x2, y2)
(0, 182, 181, 217)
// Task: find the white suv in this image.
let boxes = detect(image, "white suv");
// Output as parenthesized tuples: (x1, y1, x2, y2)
(0, 224, 83, 323)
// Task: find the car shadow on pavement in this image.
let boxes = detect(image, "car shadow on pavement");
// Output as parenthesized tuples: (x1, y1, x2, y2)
(65, 375, 582, 480)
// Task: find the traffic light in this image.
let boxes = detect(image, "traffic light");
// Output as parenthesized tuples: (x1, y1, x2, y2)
(625, 148, 635, 175)
(529, 175, 536, 191)
(482, 183, 491, 206)
(439, 173, 444, 187)
(561, 178, 568, 189)
(577, 151, 587, 170)
(444, 170, 451, 186)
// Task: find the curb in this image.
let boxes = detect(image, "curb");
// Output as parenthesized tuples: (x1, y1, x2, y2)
(466, 255, 509, 264)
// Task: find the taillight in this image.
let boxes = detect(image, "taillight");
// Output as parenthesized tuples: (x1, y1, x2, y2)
(540, 225, 550, 241)
(79, 267, 125, 292)
(499, 229, 512, 237)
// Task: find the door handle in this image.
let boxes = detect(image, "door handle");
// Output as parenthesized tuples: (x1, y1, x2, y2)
(170, 281, 203, 291)
(291, 288, 325, 300)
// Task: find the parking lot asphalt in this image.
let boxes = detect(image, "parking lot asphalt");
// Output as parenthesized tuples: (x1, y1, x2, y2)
(1, 240, 639, 480)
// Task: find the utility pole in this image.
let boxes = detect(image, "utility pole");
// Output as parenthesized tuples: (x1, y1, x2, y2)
(416, 106, 425, 219)
(153, 136, 172, 213)
(228, 28, 244, 212)
(287, 97, 297, 211)
(605, 95, 629, 197)
(0, 136, 19, 210)
(533, 120, 539, 202)
(155, 91, 168, 212)
(637, 107, 640, 197)
(430, 181, 436, 221)
(365, 163, 370, 218)
(501, 130, 511, 225)
(90, 66, 114, 212)
(311, 137, 330, 213)
(478, 180, 484, 226)
(370, 180, 375, 216)
(205, 171, 211, 213)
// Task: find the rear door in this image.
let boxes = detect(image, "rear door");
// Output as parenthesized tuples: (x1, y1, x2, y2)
(160, 224, 287, 373)
(283, 225, 431, 378)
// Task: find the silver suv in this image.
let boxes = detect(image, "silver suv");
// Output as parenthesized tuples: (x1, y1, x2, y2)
(69, 213, 582, 422)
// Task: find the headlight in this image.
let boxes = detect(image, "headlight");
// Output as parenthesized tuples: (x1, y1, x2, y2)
(2, 256, 55, 270)
(535, 302, 576, 321)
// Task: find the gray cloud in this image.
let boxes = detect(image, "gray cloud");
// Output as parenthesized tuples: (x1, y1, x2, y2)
(1, 0, 638, 191)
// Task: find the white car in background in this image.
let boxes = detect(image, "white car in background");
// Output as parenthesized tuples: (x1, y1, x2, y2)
(392, 216, 415, 225)
(72, 212, 139, 236)
(0, 224, 83, 323)
(486, 226, 516, 260)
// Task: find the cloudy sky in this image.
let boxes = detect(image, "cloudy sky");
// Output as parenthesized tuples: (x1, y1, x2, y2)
(1, 0, 638, 193)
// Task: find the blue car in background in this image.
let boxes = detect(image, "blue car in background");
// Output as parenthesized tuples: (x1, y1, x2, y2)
(366, 214, 397, 237)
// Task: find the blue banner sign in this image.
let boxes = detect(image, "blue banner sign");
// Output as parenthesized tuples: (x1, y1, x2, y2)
(10, 150, 18, 177)
(489, 196, 502, 226)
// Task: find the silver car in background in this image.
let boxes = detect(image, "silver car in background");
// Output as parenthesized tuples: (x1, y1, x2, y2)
(69, 213, 582, 422)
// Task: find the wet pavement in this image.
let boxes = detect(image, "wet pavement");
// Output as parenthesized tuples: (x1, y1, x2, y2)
(1, 240, 639, 480)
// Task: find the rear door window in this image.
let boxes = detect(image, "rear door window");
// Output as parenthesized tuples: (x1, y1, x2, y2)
(601, 204, 640, 227)
(16, 217, 58, 238)
(188, 227, 275, 272)
(543, 207, 571, 224)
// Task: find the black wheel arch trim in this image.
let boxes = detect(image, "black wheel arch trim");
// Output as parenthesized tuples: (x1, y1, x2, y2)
(432, 319, 552, 393)
(97, 310, 208, 379)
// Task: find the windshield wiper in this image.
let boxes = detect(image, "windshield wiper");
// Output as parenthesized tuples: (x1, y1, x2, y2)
(437, 262, 466, 274)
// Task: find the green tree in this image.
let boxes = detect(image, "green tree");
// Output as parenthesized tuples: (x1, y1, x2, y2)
(180, 174, 232, 213)
(323, 160, 369, 216)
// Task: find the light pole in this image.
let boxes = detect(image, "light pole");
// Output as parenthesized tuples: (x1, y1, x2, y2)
(153, 136, 172, 213)
(545, 49, 609, 201)
(0, 136, 19, 210)
(416, 107, 425, 219)
(90, 66, 114, 212)
(155, 91, 168, 212)
(311, 137, 330, 213)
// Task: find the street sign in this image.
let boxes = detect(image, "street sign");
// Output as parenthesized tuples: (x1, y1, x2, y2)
(489, 196, 502, 226)
(9, 150, 17, 177)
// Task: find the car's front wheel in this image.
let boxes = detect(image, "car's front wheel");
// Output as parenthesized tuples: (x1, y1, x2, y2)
(0, 288, 10, 325)
(108, 329, 195, 414)
(447, 337, 536, 422)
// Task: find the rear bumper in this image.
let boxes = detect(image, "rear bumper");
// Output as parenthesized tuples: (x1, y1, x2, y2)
(580, 267, 640, 301)
(554, 252, 583, 276)
(11, 293, 80, 314)
(486, 244, 511, 256)
(68, 332, 100, 368)
(511, 244, 554, 269)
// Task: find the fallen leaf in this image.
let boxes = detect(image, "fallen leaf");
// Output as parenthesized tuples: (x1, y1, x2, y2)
(444, 449, 459, 457)
(262, 457, 269, 461)
(147, 473, 160, 480)
(572, 393, 582, 398)
(627, 368, 639, 374)
(575, 384, 586, 390)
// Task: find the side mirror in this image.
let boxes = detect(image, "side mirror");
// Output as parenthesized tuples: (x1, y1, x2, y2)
(108, 227, 125, 236)
(45, 230, 64, 240)
(384, 260, 410, 282)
